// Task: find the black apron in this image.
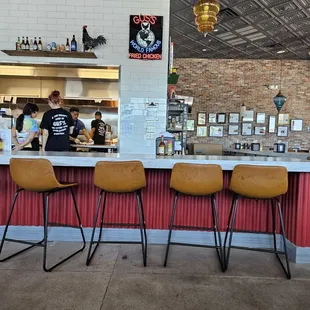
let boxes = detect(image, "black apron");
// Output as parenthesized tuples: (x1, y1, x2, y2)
(70, 121, 80, 151)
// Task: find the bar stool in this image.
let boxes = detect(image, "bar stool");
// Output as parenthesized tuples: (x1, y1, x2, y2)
(86, 161, 147, 266)
(164, 163, 224, 270)
(224, 164, 291, 279)
(0, 158, 86, 272)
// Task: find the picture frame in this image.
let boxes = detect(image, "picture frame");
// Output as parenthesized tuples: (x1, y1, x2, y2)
(229, 113, 240, 124)
(268, 115, 276, 133)
(197, 126, 207, 137)
(291, 119, 303, 132)
(242, 123, 252, 136)
(197, 112, 206, 125)
(217, 113, 226, 124)
(277, 126, 288, 137)
(186, 119, 195, 131)
(278, 113, 290, 125)
(254, 126, 266, 136)
(256, 112, 266, 124)
(243, 110, 254, 122)
(228, 124, 239, 135)
(208, 113, 217, 124)
(209, 125, 224, 137)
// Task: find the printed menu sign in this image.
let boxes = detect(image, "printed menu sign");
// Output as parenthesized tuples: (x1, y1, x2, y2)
(129, 15, 163, 60)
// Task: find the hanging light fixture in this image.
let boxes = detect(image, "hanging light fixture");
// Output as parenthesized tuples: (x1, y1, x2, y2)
(273, 59, 287, 113)
(193, 0, 220, 36)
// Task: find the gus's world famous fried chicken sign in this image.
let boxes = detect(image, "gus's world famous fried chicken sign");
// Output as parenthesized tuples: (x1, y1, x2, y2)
(129, 15, 163, 60)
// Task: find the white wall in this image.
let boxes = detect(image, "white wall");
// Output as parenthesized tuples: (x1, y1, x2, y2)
(0, 0, 170, 154)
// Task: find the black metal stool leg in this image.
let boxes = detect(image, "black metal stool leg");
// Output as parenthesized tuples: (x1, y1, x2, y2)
(210, 194, 224, 271)
(86, 190, 106, 266)
(0, 189, 43, 262)
(137, 190, 147, 266)
(136, 190, 147, 267)
(224, 194, 239, 271)
(275, 198, 291, 279)
(164, 192, 179, 267)
(271, 199, 278, 253)
(43, 189, 87, 272)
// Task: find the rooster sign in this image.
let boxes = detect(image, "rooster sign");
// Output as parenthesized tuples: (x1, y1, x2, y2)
(82, 25, 106, 52)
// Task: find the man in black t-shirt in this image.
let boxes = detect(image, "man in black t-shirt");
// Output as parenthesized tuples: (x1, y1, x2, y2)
(90, 111, 106, 152)
(40, 108, 73, 151)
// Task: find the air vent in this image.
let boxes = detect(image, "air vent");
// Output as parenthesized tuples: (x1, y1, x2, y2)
(217, 8, 239, 22)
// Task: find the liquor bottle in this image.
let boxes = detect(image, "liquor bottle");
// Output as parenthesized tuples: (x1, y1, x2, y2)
(16, 37, 21, 50)
(21, 37, 25, 50)
(71, 35, 77, 52)
(158, 135, 165, 156)
(167, 140, 173, 156)
(38, 37, 43, 51)
(25, 37, 30, 50)
(66, 38, 70, 52)
(33, 37, 38, 51)
(29, 38, 34, 51)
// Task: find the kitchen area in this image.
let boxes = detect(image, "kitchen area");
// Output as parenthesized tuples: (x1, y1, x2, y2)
(0, 63, 119, 152)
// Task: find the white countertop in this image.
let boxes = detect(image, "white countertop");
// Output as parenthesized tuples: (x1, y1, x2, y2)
(224, 148, 310, 159)
(70, 144, 118, 149)
(1, 151, 310, 172)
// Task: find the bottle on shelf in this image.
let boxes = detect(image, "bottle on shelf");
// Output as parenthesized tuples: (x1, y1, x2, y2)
(167, 140, 173, 156)
(16, 37, 21, 50)
(158, 135, 165, 156)
(25, 37, 30, 50)
(33, 37, 38, 51)
(66, 38, 70, 52)
(70, 35, 77, 52)
(21, 37, 25, 50)
(29, 38, 34, 51)
(38, 37, 43, 51)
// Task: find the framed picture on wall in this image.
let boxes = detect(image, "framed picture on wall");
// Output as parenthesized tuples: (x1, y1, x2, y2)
(277, 126, 288, 137)
(256, 112, 266, 124)
(208, 113, 217, 123)
(229, 113, 240, 124)
(242, 123, 252, 136)
(269, 115, 276, 133)
(291, 119, 303, 132)
(228, 125, 239, 135)
(197, 126, 207, 137)
(254, 126, 266, 136)
(243, 110, 254, 122)
(278, 113, 290, 125)
(186, 119, 195, 131)
(197, 112, 206, 125)
(217, 113, 226, 124)
(210, 125, 224, 137)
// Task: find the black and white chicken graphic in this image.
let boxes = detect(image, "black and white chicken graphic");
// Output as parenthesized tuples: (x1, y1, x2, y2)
(136, 23, 155, 48)
(82, 25, 106, 52)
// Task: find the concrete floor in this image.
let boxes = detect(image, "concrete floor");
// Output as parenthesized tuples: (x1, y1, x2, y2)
(0, 242, 310, 310)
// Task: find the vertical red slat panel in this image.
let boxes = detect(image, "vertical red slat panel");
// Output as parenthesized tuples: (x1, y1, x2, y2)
(0, 166, 309, 246)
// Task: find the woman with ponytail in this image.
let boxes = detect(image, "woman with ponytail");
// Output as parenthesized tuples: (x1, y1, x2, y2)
(40, 90, 74, 151)
(12, 103, 39, 151)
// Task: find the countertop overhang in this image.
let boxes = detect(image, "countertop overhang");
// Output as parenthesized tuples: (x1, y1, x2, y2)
(0, 151, 310, 172)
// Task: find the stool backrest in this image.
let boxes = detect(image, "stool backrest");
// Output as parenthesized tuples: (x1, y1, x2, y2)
(229, 164, 288, 199)
(10, 158, 60, 192)
(94, 161, 146, 193)
(170, 163, 223, 196)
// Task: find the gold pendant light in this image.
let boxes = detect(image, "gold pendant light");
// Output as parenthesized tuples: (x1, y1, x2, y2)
(193, 0, 220, 36)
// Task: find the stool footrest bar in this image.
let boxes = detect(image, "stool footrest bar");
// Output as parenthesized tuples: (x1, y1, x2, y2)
(102, 223, 140, 227)
(91, 241, 144, 245)
(4, 238, 44, 247)
(172, 225, 213, 231)
(47, 222, 82, 229)
(170, 242, 221, 249)
(230, 245, 285, 255)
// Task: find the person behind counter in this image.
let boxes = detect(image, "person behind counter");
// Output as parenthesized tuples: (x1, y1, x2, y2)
(40, 90, 73, 152)
(69, 107, 93, 148)
(12, 103, 40, 151)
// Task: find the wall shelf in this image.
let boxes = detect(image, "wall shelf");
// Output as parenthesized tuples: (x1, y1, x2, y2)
(1, 50, 97, 59)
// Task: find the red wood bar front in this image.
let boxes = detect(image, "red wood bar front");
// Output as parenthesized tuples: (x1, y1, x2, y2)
(1, 166, 310, 247)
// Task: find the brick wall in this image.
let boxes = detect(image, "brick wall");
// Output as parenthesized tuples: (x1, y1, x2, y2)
(0, 0, 170, 154)
(175, 58, 310, 150)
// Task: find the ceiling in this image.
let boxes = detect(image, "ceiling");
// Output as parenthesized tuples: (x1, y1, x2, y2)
(170, 0, 310, 59)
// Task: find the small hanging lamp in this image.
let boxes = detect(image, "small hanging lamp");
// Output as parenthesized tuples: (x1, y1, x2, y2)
(273, 59, 287, 113)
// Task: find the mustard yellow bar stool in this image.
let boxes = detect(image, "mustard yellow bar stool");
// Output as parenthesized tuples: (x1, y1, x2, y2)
(86, 161, 147, 266)
(0, 158, 86, 272)
(224, 164, 291, 279)
(164, 163, 224, 270)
